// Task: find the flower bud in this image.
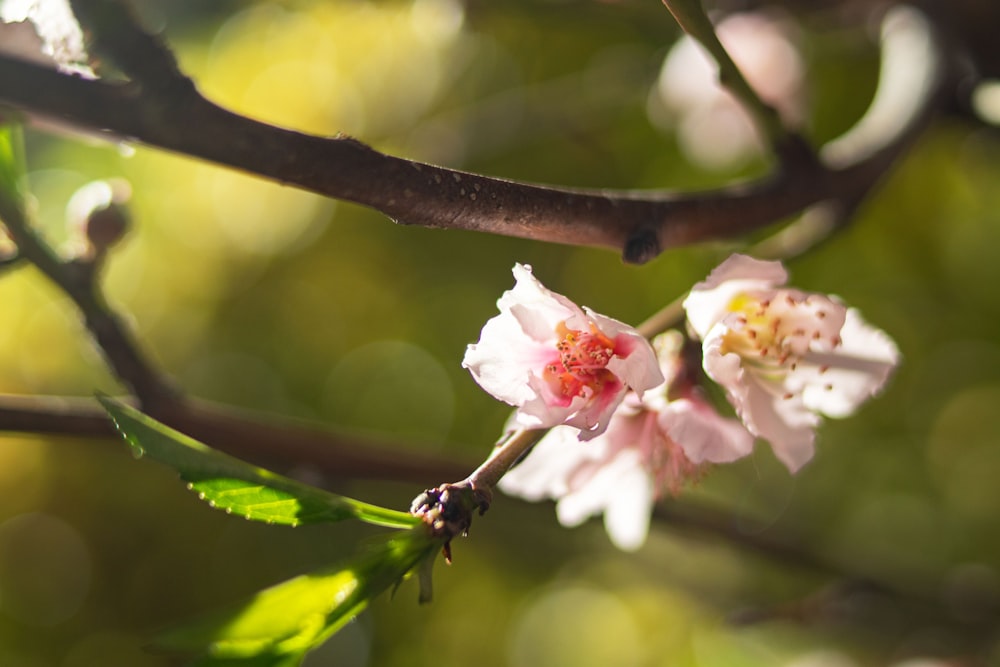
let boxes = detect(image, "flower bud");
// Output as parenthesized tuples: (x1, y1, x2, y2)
(84, 200, 130, 251)
(66, 179, 132, 258)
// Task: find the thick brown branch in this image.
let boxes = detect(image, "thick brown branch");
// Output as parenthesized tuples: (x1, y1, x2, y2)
(0, 35, 944, 263)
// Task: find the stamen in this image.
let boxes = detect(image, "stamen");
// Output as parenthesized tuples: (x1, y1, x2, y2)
(545, 321, 617, 398)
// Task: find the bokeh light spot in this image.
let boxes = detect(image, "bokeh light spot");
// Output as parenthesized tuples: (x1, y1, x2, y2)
(508, 585, 644, 667)
(0, 512, 91, 627)
(302, 617, 370, 667)
(62, 631, 167, 667)
(784, 650, 859, 667)
(928, 384, 1000, 519)
(833, 493, 950, 580)
(209, 172, 331, 258)
(0, 438, 48, 516)
(410, 0, 465, 44)
(323, 340, 454, 443)
(971, 79, 1000, 126)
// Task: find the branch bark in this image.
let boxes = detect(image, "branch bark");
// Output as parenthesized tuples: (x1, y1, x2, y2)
(0, 0, 949, 263)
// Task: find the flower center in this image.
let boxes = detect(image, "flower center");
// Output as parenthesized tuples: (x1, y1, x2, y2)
(721, 292, 835, 372)
(543, 321, 616, 398)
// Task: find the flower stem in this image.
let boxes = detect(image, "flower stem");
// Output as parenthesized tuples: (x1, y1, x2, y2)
(637, 295, 686, 340)
(409, 428, 545, 557)
(465, 428, 546, 501)
(635, 205, 840, 341)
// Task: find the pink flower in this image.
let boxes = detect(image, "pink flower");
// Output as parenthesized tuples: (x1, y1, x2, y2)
(499, 332, 753, 551)
(463, 264, 663, 439)
(683, 254, 900, 472)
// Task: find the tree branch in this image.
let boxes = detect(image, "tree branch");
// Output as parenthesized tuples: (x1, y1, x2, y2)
(0, 0, 950, 263)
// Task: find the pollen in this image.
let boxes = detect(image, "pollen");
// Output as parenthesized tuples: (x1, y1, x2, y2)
(545, 321, 617, 398)
(724, 291, 819, 371)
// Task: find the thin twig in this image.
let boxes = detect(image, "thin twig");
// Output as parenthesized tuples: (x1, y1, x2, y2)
(0, 164, 175, 407)
(659, 0, 812, 168)
(634, 202, 842, 340)
(462, 428, 546, 502)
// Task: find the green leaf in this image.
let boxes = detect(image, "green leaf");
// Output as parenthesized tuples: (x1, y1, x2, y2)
(98, 395, 419, 529)
(0, 122, 26, 216)
(156, 528, 440, 666)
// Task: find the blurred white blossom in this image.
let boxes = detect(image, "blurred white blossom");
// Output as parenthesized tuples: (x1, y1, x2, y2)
(653, 11, 804, 170)
(684, 254, 899, 472)
(0, 0, 92, 76)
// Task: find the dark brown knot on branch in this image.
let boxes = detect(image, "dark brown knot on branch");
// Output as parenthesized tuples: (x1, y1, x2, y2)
(410, 482, 491, 564)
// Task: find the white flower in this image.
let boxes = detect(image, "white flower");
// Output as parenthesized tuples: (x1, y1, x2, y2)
(499, 332, 753, 551)
(463, 264, 663, 439)
(683, 254, 900, 472)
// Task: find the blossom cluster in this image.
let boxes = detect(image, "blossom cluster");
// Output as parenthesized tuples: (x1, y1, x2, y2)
(464, 256, 899, 550)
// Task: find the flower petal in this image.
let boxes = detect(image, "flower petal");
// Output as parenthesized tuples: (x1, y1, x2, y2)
(702, 325, 817, 471)
(604, 333, 665, 401)
(503, 264, 578, 341)
(662, 397, 754, 464)
(462, 313, 549, 407)
(602, 460, 655, 551)
(560, 378, 628, 441)
(744, 373, 817, 472)
(555, 447, 644, 529)
(683, 254, 787, 338)
(799, 308, 900, 418)
(518, 383, 592, 430)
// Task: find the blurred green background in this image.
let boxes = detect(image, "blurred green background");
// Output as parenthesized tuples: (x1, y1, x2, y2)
(2, 0, 1000, 665)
